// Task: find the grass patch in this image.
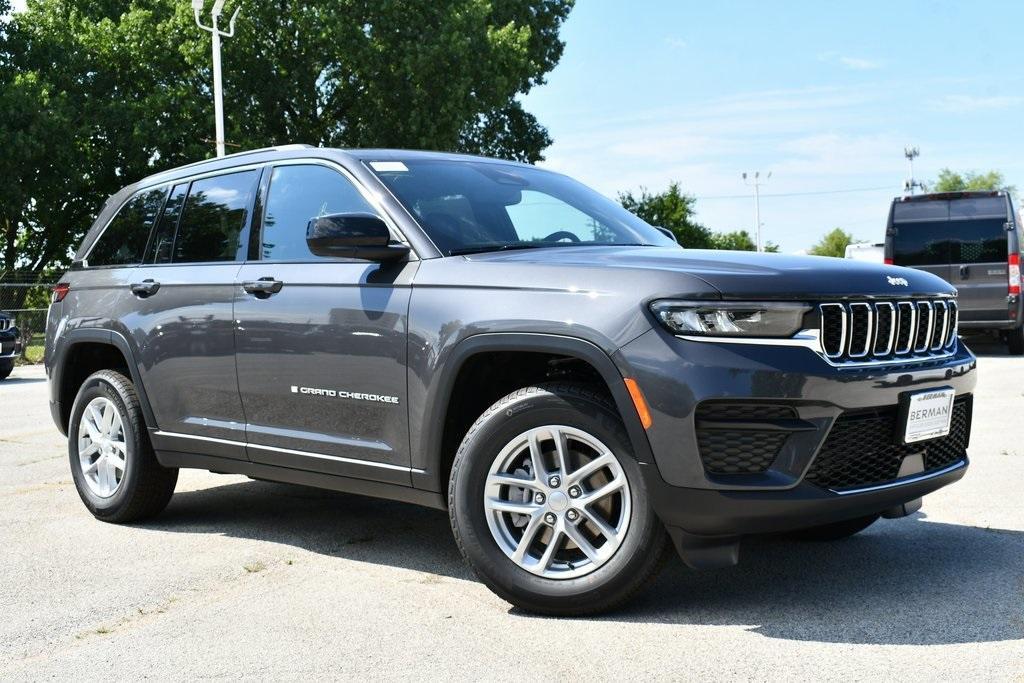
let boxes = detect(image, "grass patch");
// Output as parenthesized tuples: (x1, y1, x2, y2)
(14, 343, 44, 365)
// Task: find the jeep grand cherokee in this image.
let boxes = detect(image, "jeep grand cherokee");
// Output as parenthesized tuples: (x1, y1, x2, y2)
(45, 145, 976, 615)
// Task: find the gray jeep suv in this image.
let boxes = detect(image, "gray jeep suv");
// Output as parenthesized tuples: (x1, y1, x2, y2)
(46, 145, 977, 615)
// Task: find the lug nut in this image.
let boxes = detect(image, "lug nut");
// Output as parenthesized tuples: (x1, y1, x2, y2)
(548, 475, 561, 488)
(568, 485, 581, 498)
(544, 512, 557, 525)
(566, 509, 579, 522)
(534, 492, 546, 505)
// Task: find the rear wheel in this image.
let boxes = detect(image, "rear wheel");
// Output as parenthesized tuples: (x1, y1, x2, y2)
(449, 383, 666, 616)
(788, 514, 880, 541)
(1008, 326, 1024, 355)
(68, 369, 178, 522)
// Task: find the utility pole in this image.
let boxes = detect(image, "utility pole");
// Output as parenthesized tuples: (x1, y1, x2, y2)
(742, 171, 771, 252)
(192, 0, 241, 158)
(903, 146, 925, 195)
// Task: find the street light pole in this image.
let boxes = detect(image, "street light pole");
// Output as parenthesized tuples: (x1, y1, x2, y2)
(742, 171, 771, 252)
(192, 0, 241, 158)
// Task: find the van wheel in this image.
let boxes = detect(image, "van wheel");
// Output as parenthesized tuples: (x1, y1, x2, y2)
(448, 383, 667, 616)
(68, 369, 178, 522)
(1008, 326, 1024, 355)
(788, 514, 880, 541)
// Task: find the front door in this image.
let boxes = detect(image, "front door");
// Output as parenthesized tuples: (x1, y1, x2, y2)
(233, 162, 415, 484)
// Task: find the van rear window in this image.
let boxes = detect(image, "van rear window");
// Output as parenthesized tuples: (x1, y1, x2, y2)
(893, 218, 1007, 266)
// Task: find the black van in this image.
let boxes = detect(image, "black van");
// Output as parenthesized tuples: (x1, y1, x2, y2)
(885, 191, 1022, 353)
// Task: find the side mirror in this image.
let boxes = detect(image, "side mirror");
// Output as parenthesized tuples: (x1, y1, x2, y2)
(655, 226, 679, 244)
(306, 212, 410, 262)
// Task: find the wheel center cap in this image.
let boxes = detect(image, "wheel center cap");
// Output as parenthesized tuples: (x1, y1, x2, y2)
(548, 491, 569, 512)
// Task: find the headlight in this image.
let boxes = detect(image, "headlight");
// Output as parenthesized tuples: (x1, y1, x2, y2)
(650, 300, 811, 338)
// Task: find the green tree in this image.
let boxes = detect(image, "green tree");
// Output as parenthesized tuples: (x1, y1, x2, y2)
(619, 182, 713, 248)
(709, 229, 779, 253)
(2, 0, 574, 280)
(932, 168, 1016, 195)
(809, 228, 858, 258)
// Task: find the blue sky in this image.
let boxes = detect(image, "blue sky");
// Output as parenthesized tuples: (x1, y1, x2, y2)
(522, 0, 1024, 251)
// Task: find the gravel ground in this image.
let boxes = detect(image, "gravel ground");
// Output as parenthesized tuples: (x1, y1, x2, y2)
(1, 344, 1022, 681)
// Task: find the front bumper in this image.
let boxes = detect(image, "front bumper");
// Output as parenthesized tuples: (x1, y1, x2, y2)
(619, 327, 976, 537)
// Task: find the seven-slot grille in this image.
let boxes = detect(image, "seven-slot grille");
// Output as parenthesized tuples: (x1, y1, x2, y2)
(819, 299, 957, 364)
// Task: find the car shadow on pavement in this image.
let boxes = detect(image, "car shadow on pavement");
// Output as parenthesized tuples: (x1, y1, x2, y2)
(1, 375, 47, 386)
(152, 480, 1022, 646)
(611, 513, 1024, 645)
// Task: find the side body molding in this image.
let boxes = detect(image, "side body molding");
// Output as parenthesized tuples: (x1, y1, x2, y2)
(410, 332, 655, 493)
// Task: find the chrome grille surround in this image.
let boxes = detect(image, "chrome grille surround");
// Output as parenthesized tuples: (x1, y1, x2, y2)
(0, 318, 9, 332)
(818, 298, 958, 366)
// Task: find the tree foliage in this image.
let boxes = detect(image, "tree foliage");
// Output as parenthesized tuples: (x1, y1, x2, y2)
(932, 168, 1016, 196)
(618, 182, 713, 248)
(1, 0, 574, 281)
(809, 227, 858, 258)
(709, 229, 779, 253)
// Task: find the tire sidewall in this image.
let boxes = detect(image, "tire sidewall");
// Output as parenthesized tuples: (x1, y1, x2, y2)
(68, 373, 141, 517)
(451, 387, 661, 607)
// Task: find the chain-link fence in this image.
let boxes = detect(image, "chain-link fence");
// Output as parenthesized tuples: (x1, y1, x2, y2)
(0, 274, 54, 363)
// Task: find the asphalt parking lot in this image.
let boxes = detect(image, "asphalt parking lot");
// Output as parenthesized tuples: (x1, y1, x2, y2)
(2, 342, 1022, 680)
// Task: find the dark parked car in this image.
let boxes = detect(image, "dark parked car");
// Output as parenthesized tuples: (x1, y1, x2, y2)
(0, 310, 22, 380)
(885, 191, 1021, 353)
(46, 146, 976, 614)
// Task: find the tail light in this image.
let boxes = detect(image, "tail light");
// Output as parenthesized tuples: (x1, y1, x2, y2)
(1010, 253, 1020, 296)
(51, 282, 70, 303)
(884, 257, 894, 265)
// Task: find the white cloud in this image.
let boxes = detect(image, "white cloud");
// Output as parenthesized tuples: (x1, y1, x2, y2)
(929, 94, 1024, 112)
(665, 37, 687, 50)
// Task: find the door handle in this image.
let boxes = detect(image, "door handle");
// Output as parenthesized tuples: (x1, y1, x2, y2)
(242, 277, 284, 297)
(959, 265, 969, 279)
(130, 279, 160, 297)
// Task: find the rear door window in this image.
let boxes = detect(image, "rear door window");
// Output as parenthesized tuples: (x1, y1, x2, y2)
(88, 187, 168, 267)
(147, 183, 188, 264)
(173, 170, 260, 263)
(892, 221, 954, 266)
(952, 217, 1007, 263)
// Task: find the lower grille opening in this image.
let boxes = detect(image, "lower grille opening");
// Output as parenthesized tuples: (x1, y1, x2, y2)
(696, 403, 796, 475)
(805, 397, 970, 491)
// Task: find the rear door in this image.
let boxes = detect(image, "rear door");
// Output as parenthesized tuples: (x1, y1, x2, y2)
(233, 161, 416, 484)
(890, 199, 954, 283)
(132, 169, 261, 459)
(947, 196, 1011, 323)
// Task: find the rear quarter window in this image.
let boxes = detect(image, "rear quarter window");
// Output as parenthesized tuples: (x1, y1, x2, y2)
(87, 187, 168, 267)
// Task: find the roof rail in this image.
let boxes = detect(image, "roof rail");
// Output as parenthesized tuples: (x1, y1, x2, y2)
(149, 143, 318, 177)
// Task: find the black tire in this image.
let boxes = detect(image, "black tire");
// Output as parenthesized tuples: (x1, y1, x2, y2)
(0, 359, 13, 381)
(68, 369, 178, 522)
(1008, 326, 1024, 355)
(449, 382, 667, 616)
(788, 514, 880, 541)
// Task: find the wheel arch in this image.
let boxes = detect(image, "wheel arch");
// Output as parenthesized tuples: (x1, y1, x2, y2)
(411, 332, 655, 493)
(50, 328, 157, 435)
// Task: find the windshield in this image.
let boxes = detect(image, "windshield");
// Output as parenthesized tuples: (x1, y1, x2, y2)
(364, 159, 676, 255)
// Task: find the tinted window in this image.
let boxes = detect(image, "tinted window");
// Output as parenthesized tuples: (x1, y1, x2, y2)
(147, 183, 188, 264)
(894, 219, 1007, 266)
(88, 187, 167, 267)
(174, 171, 259, 263)
(261, 165, 379, 261)
(366, 159, 675, 255)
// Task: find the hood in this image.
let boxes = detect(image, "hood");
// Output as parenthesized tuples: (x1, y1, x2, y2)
(466, 246, 956, 299)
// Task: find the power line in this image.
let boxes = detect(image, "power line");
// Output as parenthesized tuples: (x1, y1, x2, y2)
(695, 185, 894, 200)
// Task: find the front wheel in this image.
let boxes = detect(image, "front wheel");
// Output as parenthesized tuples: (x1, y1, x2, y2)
(0, 359, 13, 381)
(449, 383, 666, 616)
